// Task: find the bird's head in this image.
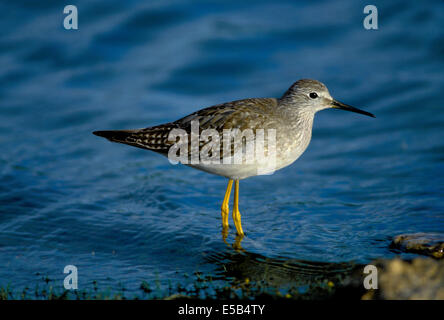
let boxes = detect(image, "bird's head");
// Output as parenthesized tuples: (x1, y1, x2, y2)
(280, 79, 375, 118)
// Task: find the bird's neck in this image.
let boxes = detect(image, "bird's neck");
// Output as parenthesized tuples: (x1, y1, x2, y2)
(279, 104, 315, 132)
(275, 104, 315, 159)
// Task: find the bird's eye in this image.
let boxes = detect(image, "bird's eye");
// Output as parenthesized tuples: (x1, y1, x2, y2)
(309, 92, 318, 99)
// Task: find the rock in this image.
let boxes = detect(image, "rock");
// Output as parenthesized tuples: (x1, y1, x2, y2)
(362, 258, 444, 300)
(390, 233, 444, 259)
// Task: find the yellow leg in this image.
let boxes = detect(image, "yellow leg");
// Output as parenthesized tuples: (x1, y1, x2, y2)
(233, 234, 245, 251)
(221, 179, 233, 230)
(232, 180, 244, 236)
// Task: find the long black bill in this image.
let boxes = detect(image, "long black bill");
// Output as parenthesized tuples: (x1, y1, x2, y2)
(332, 100, 375, 118)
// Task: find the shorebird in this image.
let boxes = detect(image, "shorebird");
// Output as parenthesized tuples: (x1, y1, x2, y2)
(93, 79, 374, 237)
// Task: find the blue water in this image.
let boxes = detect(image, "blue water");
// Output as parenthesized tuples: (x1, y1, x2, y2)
(1, 0, 443, 295)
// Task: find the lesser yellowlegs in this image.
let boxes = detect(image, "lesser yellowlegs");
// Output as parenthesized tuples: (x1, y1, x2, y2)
(93, 79, 374, 237)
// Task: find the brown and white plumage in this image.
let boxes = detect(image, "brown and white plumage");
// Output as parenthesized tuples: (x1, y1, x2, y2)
(93, 79, 374, 236)
(94, 97, 287, 179)
(94, 98, 278, 153)
(94, 80, 374, 180)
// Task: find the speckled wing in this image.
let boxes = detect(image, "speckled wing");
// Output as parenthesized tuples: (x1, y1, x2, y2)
(93, 98, 280, 157)
(178, 98, 280, 159)
(176, 98, 279, 132)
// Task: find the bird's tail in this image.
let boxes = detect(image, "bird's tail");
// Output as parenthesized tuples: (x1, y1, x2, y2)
(93, 125, 175, 153)
(93, 130, 138, 144)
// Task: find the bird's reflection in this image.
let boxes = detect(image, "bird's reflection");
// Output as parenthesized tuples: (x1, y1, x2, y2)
(221, 227, 245, 251)
(209, 235, 361, 290)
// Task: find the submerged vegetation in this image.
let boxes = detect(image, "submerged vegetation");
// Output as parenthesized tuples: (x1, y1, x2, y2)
(0, 269, 363, 300)
(3, 254, 443, 300)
